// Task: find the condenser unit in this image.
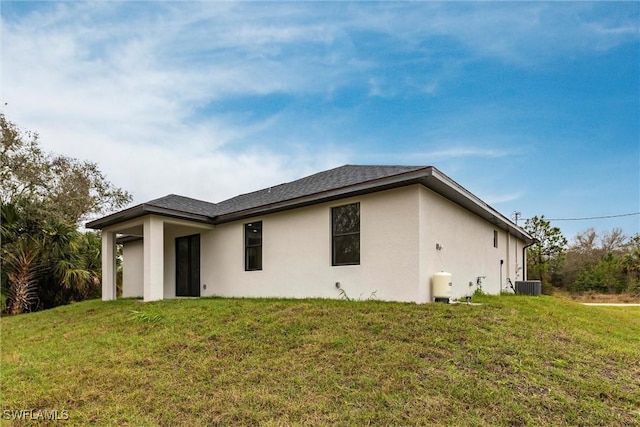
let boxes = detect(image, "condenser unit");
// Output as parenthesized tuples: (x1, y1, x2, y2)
(514, 280, 542, 296)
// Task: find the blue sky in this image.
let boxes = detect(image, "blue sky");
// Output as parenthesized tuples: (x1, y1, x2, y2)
(1, 1, 638, 241)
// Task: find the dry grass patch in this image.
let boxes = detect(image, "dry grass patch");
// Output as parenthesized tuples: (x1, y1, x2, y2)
(565, 291, 640, 303)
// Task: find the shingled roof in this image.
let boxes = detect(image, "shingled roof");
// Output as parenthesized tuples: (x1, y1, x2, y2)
(145, 194, 218, 217)
(86, 164, 534, 244)
(214, 165, 426, 216)
(87, 165, 428, 228)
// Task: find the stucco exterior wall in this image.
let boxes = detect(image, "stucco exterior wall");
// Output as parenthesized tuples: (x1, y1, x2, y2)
(504, 231, 526, 286)
(200, 185, 422, 302)
(119, 184, 527, 303)
(419, 186, 525, 300)
(122, 240, 143, 298)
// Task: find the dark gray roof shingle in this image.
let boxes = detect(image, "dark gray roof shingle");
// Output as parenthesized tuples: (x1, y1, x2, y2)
(145, 194, 218, 217)
(135, 165, 427, 219)
(214, 165, 427, 215)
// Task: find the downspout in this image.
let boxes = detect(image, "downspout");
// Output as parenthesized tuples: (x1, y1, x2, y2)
(522, 240, 536, 281)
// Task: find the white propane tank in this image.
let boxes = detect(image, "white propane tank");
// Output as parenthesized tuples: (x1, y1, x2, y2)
(432, 271, 453, 301)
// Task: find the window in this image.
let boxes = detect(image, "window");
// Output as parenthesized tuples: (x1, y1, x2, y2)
(493, 230, 498, 248)
(332, 203, 360, 266)
(245, 222, 262, 271)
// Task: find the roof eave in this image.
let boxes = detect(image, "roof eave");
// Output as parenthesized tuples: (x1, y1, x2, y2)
(86, 204, 213, 230)
(424, 167, 534, 244)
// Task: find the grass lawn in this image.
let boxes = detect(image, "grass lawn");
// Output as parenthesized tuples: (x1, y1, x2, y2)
(1, 295, 639, 426)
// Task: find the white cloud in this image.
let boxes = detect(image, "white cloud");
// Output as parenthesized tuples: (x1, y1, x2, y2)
(483, 192, 525, 205)
(1, 1, 636, 214)
(420, 147, 514, 161)
(1, 2, 355, 208)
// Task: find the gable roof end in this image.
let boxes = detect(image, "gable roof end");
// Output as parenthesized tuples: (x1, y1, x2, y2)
(85, 194, 217, 229)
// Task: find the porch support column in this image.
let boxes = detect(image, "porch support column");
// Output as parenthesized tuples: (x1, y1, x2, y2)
(143, 215, 164, 301)
(101, 230, 117, 301)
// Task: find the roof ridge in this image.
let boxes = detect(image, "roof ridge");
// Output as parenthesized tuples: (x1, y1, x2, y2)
(343, 164, 427, 168)
(146, 194, 217, 205)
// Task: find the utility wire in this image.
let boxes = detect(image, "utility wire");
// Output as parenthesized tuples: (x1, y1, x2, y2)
(523, 212, 640, 222)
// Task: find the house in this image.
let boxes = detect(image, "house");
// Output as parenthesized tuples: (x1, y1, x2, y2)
(87, 165, 535, 303)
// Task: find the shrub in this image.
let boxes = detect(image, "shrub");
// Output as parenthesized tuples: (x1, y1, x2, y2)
(571, 253, 625, 294)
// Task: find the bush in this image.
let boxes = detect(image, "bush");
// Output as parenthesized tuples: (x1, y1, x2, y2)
(571, 253, 625, 294)
(628, 279, 640, 297)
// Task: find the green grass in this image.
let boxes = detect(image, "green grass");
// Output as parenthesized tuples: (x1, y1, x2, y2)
(1, 295, 639, 426)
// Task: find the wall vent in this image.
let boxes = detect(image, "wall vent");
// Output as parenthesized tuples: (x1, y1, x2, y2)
(515, 280, 542, 296)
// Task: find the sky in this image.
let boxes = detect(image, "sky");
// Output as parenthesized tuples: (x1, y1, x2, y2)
(1, 1, 639, 242)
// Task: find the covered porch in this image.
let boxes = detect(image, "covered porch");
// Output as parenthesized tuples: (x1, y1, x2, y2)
(101, 214, 213, 302)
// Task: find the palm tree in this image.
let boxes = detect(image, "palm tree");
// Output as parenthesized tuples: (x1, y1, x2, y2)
(3, 239, 40, 314)
(37, 220, 102, 308)
(54, 231, 102, 301)
(2, 201, 102, 313)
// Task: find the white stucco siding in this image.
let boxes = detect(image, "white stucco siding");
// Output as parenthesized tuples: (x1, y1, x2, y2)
(504, 231, 526, 285)
(419, 186, 525, 299)
(117, 185, 526, 303)
(360, 186, 421, 302)
(201, 186, 422, 302)
(122, 240, 143, 298)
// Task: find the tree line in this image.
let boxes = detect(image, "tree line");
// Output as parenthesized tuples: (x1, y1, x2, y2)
(524, 215, 640, 295)
(1, 114, 131, 314)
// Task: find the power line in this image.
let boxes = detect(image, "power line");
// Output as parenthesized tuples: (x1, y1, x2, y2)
(523, 212, 640, 222)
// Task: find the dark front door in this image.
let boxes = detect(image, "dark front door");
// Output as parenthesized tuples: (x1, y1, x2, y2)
(176, 234, 200, 297)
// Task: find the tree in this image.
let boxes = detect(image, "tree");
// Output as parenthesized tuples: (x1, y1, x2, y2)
(1, 113, 131, 226)
(524, 215, 568, 286)
(622, 234, 640, 296)
(558, 229, 639, 294)
(572, 253, 625, 294)
(572, 228, 598, 254)
(600, 228, 627, 254)
(561, 228, 602, 288)
(1, 114, 132, 313)
(3, 238, 40, 315)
